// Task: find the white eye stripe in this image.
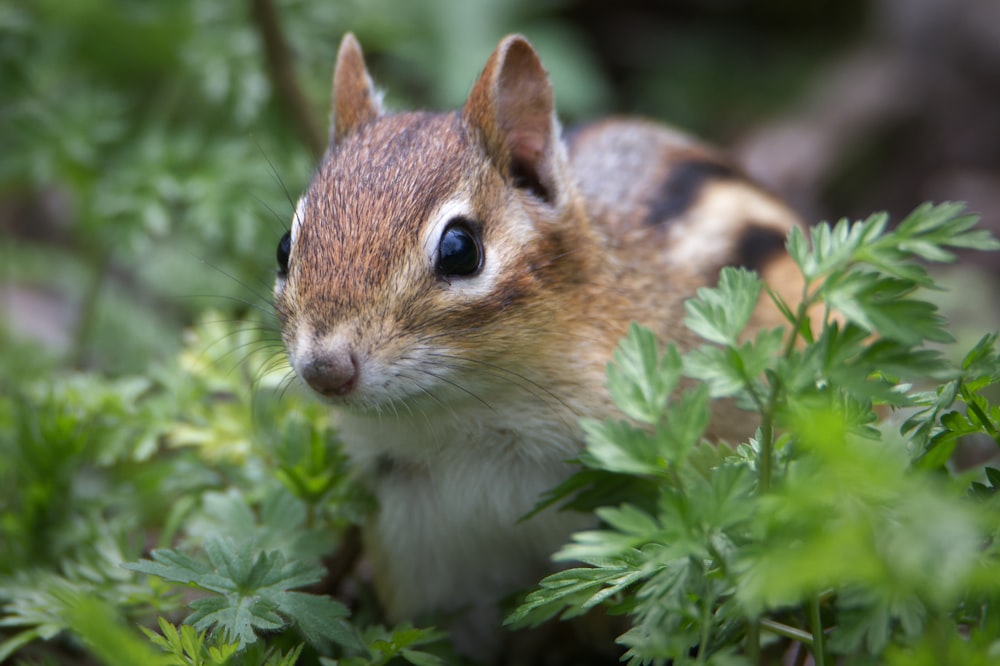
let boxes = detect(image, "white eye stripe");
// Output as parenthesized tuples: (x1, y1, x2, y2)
(422, 197, 475, 263)
(421, 196, 499, 297)
(291, 195, 307, 245)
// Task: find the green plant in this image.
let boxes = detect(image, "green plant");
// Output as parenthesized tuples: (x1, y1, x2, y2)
(4, 1, 995, 664)
(0, 309, 446, 664)
(509, 202, 1000, 665)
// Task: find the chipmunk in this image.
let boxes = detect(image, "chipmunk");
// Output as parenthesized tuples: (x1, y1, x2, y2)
(273, 33, 803, 657)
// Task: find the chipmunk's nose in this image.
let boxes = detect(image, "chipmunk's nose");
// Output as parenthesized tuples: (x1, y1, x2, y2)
(299, 346, 359, 397)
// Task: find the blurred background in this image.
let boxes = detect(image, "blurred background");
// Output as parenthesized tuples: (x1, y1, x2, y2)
(2, 0, 999, 377)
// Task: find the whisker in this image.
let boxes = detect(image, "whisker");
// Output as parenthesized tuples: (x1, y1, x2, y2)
(184, 293, 276, 318)
(413, 319, 613, 349)
(396, 369, 455, 419)
(254, 195, 291, 233)
(423, 353, 579, 433)
(254, 137, 299, 217)
(427, 352, 575, 412)
(195, 319, 279, 361)
(178, 253, 277, 308)
(276, 368, 301, 402)
(395, 375, 448, 437)
(411, 366, 495, 413)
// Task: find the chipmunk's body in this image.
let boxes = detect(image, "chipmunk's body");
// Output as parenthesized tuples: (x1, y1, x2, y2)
(274, 34, 801, 655)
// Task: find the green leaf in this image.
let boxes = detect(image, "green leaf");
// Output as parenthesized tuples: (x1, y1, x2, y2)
(188, 595, 284, 647)
(507, 558, 645, 628)
(685, 328, 784, 399)
(0, 629, 42, 664)
(401, 648, 445, 666)
(786, 225, 810, 278)
(125, 549, 221, 589)
(684, 267, 763, 346)
(607, 323, 682, 425)
(580, 418, 664, 476)
(823, 272, 951, 344)
(656, 383, 711, 463)
(61, 594, 171, 666)
(596, 504, 660, 539)
(801, 213, 888, 281)
(125, 540, 334, 650)
(684, 345, 745, 397)
(357, 624, 448, 665)
(525, 467, 659, 518)
(275, 590, 361, 652)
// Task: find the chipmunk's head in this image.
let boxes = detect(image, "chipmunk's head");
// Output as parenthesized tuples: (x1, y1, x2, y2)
(273, 33, 587, 412)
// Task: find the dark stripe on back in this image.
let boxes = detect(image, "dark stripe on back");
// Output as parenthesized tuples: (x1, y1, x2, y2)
(645, 159, 737, 226)
(736, 225, 788, 272)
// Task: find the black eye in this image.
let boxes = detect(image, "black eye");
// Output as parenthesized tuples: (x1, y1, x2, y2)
(436, 219, 483, 277)
(276, 231, 291, 276)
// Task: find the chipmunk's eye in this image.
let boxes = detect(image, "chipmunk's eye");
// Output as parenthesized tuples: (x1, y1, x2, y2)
(436, 219, 482, 278)
(276, 231, 291, 276)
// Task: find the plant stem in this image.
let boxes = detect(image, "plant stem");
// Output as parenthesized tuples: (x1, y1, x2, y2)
(807, 595, 826, 666)
(758, 286, 815, 494)
(71, 250, 111, 370)
(248, 0, 326, 156)
(965, 392, 998, 436)
(747, 618, 760, 664)
(759, 618, 813, 645)
(696, 593, 712, 665)
(758, 404, 774, 493)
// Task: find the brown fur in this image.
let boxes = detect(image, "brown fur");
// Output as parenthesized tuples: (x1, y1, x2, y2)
(274, 33, 804, 658)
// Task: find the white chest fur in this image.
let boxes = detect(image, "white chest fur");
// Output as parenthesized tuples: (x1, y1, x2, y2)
(336, 399, 593, 647)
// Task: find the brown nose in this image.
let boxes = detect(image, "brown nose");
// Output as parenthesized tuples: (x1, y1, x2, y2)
(299, 350, 359, 397)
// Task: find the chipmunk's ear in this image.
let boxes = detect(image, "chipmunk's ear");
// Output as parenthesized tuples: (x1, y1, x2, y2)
(464, 35, 564, 203)
(331, 33, 383, 143)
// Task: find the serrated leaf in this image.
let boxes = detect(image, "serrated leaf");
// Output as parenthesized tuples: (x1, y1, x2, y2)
(803, 214, 887, 280)
(684, 329, 783, 400)
(596, 504, 660, 539)
(657, 383, 711, 463)
(507, 562, 642, 628)
(607, 324, 682, 424)
(274, 591, 361, 652)
(823, 272, 952, 345)
(786, 225, 810, 277)
(580, 418, 664, 476)
(189, 595, 284, 648)
(684, 267, 762, 346)
(684, 345, 745, 397)
(125, 540, 332, 651)
(124, 549, 216, 587)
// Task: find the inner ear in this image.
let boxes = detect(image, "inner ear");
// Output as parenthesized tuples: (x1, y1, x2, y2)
(465, 36, 559, 203)
(495, 44, 554, 201)
(507, 131, 551, 201)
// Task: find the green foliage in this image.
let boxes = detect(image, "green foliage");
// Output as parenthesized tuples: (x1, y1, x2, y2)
(2, 1, 999, 663)
(327, 625, 450, 666)
(0, 0, 617, 373)
(141, 618, 241, 666)
(0, 312, 421, 663)
(510, 202, 1000, 665)
(125, 539, 357, 652)
(8, 198, 996, 665)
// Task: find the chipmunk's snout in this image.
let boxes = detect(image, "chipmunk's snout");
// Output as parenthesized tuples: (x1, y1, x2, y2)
(298, 345, 359, 397)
